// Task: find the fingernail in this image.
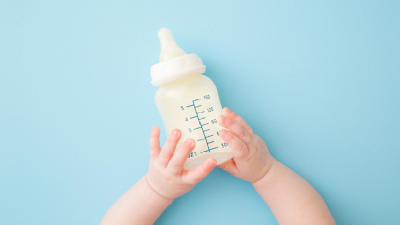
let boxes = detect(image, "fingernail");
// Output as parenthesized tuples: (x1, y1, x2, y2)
(225, 107, 232, 113)
(172, 129, 179, 137)
(209, 159, 217, 166)
(219, 115, 226, 122)
(186, 139, 194, 147)
(152, 126, 157, 132)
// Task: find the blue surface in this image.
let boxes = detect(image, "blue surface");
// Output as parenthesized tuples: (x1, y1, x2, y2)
(1, 1, 399, 224)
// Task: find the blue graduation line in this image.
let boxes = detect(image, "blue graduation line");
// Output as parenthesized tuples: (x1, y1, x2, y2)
(191, 98, 218, 153)
(193, 99, 210, 151)
(201, 147, 218, 153)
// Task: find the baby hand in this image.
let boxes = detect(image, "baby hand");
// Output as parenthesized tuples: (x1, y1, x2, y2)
(218, 108, 276, 183)
(145, 126, 217, 200)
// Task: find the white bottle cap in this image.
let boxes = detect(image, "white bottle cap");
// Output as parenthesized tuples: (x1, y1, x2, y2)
(151, 28, 206, 86)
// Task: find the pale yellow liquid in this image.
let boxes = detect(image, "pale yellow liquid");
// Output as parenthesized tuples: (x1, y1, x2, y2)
(155, 74, 233, 170)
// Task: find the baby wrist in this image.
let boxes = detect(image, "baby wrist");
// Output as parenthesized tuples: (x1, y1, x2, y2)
(142, 175, 174, 204)
(251, 158, 278, 186)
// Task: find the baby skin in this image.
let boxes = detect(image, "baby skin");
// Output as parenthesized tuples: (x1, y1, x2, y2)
(100, 107, 335, 225)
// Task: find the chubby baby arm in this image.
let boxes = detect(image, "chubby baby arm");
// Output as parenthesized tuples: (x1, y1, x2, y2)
(100, 127, 217, 225)
(218, 108, 335, 225)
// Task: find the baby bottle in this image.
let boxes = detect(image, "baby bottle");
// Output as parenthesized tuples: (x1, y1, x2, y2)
(151, 28, 233, 170)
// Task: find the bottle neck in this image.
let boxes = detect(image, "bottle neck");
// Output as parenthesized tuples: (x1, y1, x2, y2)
(160, 73, 203, 87)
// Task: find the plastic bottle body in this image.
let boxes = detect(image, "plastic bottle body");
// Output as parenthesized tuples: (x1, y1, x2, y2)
(155, 74, 233, 170)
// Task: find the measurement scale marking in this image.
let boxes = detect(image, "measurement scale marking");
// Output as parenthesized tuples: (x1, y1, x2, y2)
(193, 99, 211, 152)
(198, 111, 205, 113)
(190, 116, 198, 119)
(204, 129, 210, 132)
(199, 117, 205, 120)
(194, 127, 201, 130)
(204, 147, 218, 152)
(192, 99, 219, 153)
(193, 99, 209, 150)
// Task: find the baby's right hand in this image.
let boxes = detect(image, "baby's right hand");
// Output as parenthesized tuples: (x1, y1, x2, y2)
(218, 107, 276, 183)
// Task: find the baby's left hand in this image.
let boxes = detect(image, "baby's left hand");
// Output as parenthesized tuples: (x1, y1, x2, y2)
(145, 126, 217, 200)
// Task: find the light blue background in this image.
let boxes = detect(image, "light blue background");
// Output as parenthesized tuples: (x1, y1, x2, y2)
(1, 0, 399, 224)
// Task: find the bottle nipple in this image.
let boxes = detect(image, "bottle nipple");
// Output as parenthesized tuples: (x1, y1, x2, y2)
(158, 28, 186, 62)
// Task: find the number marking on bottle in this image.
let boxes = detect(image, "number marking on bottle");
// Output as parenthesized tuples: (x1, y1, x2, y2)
(188, 152, 197, 158)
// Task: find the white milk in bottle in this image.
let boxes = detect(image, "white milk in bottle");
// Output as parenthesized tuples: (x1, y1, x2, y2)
(151, 28, 233, 170)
